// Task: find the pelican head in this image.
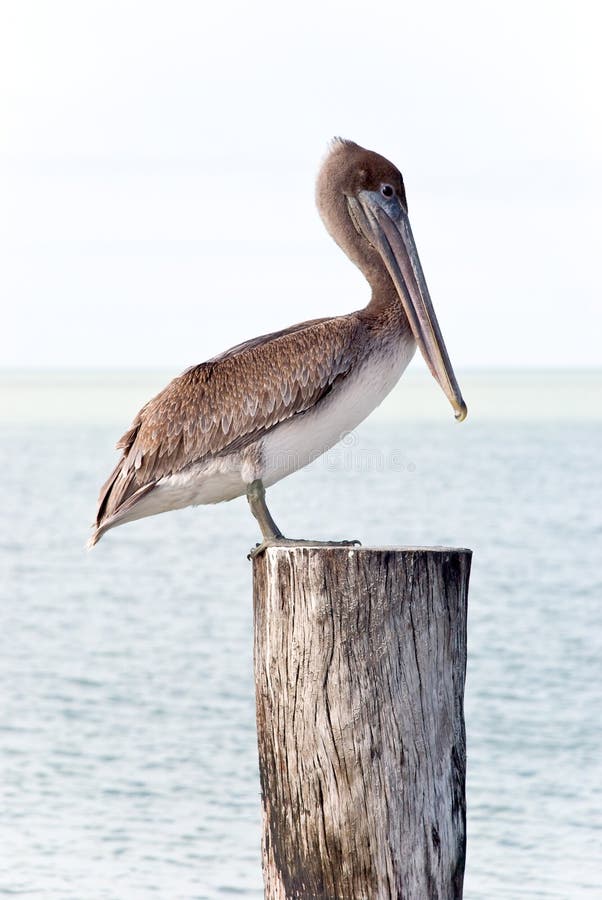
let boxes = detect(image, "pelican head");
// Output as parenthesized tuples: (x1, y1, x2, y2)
(316, 138, 467, 422)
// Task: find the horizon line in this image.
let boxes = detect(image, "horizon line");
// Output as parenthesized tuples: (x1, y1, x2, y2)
(1, 364, 601, 375)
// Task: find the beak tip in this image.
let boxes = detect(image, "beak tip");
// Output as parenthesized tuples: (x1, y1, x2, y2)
(454, 401, 468, 422)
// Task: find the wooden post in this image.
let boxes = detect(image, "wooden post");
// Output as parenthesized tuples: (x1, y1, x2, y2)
(253, 546, 471, 900)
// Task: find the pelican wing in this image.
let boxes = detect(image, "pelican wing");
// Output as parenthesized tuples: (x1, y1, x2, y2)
(93, 314, 363, 532)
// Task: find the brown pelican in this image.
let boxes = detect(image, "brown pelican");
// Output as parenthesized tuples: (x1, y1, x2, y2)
(89, 139, 467, 553)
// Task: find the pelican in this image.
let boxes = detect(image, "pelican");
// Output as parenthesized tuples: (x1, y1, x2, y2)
(89, 139, 467, 553)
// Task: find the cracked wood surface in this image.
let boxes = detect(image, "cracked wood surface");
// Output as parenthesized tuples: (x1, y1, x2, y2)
(253, 546, 471, 900)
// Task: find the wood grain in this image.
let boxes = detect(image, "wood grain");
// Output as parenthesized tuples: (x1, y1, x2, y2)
(253, 546, 471, 900)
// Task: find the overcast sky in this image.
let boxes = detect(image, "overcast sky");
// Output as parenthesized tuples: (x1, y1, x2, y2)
(1, 0, 601, 369)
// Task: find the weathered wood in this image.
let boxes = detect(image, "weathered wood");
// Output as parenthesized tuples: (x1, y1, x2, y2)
(253, 546, 471, 900)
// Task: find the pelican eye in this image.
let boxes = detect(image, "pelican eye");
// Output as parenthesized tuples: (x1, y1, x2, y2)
(380, 184, 394, 198)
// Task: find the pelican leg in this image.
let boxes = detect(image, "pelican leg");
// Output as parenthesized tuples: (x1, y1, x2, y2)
(246, 479, 361, 559)
(246, 479, 284, 542)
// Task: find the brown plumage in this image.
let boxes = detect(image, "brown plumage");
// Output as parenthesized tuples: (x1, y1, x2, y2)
(92, 312, 365, 544)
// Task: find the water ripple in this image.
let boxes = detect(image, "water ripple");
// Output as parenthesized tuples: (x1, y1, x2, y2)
(1, 419, 600, 897)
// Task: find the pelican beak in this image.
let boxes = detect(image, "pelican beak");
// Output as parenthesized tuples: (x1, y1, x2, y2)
(349, 190, 467, 422)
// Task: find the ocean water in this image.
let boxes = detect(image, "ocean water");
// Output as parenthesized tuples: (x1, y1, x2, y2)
(1, 371, 601, 898)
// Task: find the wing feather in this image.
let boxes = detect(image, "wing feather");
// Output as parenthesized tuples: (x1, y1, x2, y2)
(94, 314, 363, 532)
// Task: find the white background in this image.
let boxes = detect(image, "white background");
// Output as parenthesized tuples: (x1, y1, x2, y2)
(2, 0, 601, 369)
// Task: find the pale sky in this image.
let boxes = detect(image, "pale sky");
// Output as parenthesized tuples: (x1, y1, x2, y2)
(1, 0, 601, 369)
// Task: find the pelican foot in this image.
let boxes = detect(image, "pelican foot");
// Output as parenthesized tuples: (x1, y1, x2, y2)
(248, 538, 361, 560)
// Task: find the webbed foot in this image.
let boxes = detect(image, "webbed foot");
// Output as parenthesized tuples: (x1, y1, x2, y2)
(248, 538, 361, 560)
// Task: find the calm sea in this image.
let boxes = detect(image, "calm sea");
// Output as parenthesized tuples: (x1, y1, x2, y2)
(1, 370, 601, 899)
